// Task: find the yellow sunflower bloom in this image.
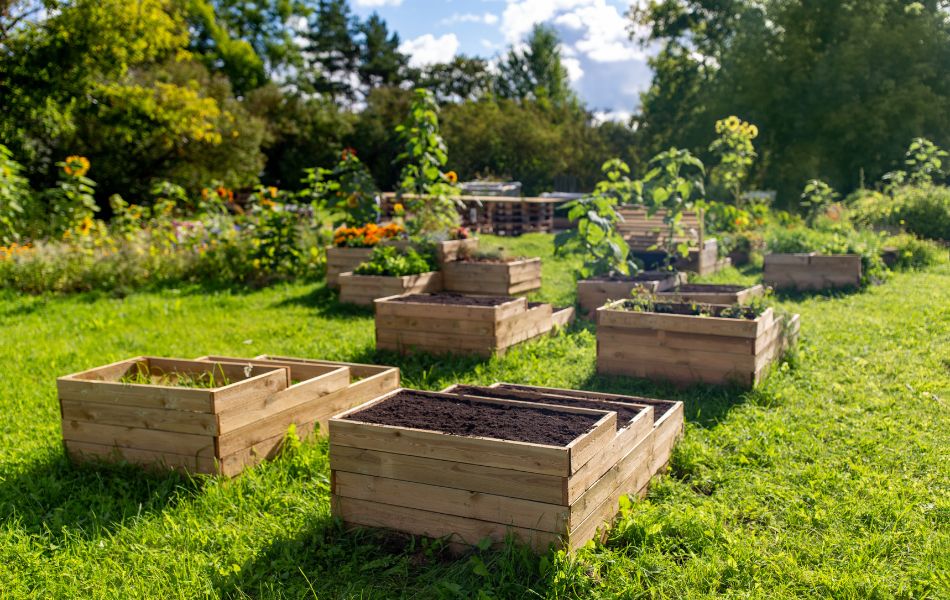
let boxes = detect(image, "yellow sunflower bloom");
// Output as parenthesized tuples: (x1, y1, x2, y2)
(445, 171, 458, 184)
(63, 155, 91, 178)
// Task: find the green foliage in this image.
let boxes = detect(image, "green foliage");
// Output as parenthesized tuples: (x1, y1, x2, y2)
(554, 159, 638, 278)
(353, 245, 433, 277)
(849, 185, 950, 241)
(633, 147, 706, 267)
(395, 88, 461, 236)
(246, 197, 304, 278)
(766, 217, 886, 285)
(800, 179, 840, 225)
(46, 156, 99, 237)
(186, 0, 266, 94)
(0, 144, 32, 243)
(496, 24, 574, 107)
(708, 116, 758, 205)
(883, 233, 942, 271)
(301, 148, 378, 227)
(885, 137, 948, 187)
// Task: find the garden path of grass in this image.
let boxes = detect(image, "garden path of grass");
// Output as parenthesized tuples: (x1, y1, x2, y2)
(0, 234, 947, 598)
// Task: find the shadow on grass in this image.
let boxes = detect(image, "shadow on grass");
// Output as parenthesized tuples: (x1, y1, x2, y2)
(0, 449, 204, 540)
(352, 345, 494, 390)
(271, 284, 375, 320)
(770, 285, 866, 303)
(216, 519, 556, 599)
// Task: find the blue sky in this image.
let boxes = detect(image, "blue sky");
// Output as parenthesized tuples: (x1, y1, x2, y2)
(349, 0, 654, 120)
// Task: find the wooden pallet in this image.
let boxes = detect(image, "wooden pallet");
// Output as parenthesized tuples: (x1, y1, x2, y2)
(330, 387, 683, 552)
(442, 258, 542, 296)
(596, 303, 800, 387)
(763, 253, 862, 290)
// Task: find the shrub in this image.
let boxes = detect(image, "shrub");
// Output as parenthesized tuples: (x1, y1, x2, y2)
(882, 234, 942, 271)
(849, 185, 950, 241)
(765, 218, 887, 285)
(353, 245, 434, 277)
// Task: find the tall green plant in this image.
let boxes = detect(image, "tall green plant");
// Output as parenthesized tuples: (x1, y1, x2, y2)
(633, 147, 706, 269)
(884, 137, 948, 188)
(708, 115, 758, 206)
(800, 179, 839, 225)
(0, 145, 31, 244)
(395, 88, 461, 237)
(47, 156, 99, 237)
(301, 147, 378, 227)
(554, 159, 638, 278)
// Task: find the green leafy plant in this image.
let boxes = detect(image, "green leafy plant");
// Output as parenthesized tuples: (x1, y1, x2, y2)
(554, 159, 639, 278)
(302, 147, 379, 227)
(800, 179, 839, 225)
(353, 245, 434, 277)
(395, 88, 462, 237)
(633, 147, 706, 269)
(0, 144, 32, 244)
(246, 199, 303, 278)
(46, 155, 99, 237)
(708, 116, 758, 206)
(884, 137, 947, 187)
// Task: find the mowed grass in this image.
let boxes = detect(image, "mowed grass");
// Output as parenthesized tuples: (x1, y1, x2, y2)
(0, 233, 947, 598)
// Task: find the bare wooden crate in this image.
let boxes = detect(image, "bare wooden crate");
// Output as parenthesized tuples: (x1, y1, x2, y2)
(442, 257, 542, 296)
(375, 294, 571, 357)
(59, 357, 349, 476)
(326, 247, 374, 289)
(655, 283, 765, 305)
(763, 253, 862, 290)
(596, 302, 801, 387)
(577, 271, 685, 317)
(330, 388, 667, 552)
(338, 271, 443, 306)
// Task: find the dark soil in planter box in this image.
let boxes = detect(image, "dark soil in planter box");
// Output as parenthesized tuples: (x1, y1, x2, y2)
(448, 385, 645, 431)
(347, 390, 600, 445)
(494, 383, 678, 423)
(390, 293, 515, 307)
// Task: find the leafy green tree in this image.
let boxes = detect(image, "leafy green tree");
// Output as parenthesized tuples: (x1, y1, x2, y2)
(496, 24, 574, 107)
(356, 13, 409, 91)
(303, 0, 360, 103)
(417, 56, 494, 103)
(186, 0, 267, 94)
(203, 0, 310, 77)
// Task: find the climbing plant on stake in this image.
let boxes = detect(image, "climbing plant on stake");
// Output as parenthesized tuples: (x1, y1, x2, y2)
(633, 147, 706, 271)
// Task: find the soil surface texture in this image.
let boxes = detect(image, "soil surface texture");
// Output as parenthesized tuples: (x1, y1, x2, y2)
(391, 293, 517, 306)
(496, 384, 677, 423)
(449, 385, 644, 431)
(348, 390, 599, 445)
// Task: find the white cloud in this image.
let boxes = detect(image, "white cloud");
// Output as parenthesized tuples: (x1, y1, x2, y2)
(440, 12, 499, 26)
(562, 57, 584, 82)
(352, 0, 403, 6)
(593, 110, 633, 124)
(398, 33, 461, 68)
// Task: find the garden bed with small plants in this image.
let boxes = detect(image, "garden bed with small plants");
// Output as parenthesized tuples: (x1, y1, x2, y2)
(596, 299, 800, 387)
(442, 247, 542, 296)
(655, 283, 765, 305)
(576, 271, 685, 316)
(59, 356, 398, 476)
(329, 386, 683, 552)
(338, 246, 442, 306)
(374, 293, 572, 356)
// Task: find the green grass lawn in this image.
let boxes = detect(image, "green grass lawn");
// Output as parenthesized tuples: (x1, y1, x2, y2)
(1, 234, 948, 598)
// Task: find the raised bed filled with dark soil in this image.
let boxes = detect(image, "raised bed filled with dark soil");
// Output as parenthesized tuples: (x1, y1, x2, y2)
(576, 271, 686, 317)
(374, 293, 573, 357)
(596, 300, 800, 387)
(443, 257, 542, 296)
(655, 283, 764, 305)
(331, 385, 684, 553)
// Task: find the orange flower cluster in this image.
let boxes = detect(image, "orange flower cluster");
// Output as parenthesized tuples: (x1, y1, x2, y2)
(341, 147, 357, 161)
(63, 155, 90, 178)
(445, 170, 458, 184)
(333, 222, 403, 247)
(0, 242, 33, 261)
(216, 186, 235, 201)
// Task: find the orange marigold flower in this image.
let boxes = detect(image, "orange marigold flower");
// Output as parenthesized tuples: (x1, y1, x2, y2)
(63, 155, 91, 178)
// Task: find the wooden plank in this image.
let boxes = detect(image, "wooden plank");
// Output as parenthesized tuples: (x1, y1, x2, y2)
(597, 305, 768, 338)
(211, 367, 290, 413)
(333, 472, 569, 533)
(333, 495, 560, 553)
(330, 444, 565, 504)
(597, 329, 758, 372)
(596, 355, 752, 387)
(375, 295, 526, 322)
(594, 326, 755, 355)
(252, 355, 400, 392)
(64, 440, 219, 474)
(375, 314, 496, 336)
(57, 378, 214, 413)
(64, 356, 147, 382)
(61, 420, 216, 457)
(60, 399, 219, 435)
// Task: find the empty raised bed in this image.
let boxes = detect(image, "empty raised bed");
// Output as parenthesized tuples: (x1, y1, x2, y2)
(443, 257, 542, 296)
(763, 253, 862, 290)
(577, 271, 685, 317)
(597, 301, 800, 387)
(655, 283, 765, 305)
(374, 293, 573, 357)
(330, 387, 681, 552)
(60, 356, 399, 476)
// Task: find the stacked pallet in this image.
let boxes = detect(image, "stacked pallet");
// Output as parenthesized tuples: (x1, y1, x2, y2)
(379, 194, 557, 235)
(329, 385, 684, 552)
(59, 355, 399, 476)
(375, 294, 574, 357)
(617, 207, 725, 275)
(597, 302, 801, 387)
(763, 253, 862, 290)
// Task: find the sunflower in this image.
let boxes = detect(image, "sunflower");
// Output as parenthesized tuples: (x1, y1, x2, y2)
(63, 155, 91, 178)
(393, 203, 404, 215)
(445, 171, 458, 184)
(268, 186, 278, 198)
(725, 116, 741, 131)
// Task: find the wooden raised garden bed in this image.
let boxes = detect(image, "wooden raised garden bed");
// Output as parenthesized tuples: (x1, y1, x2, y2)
(443, 257, 542, 296)
(596, 302, 801, 387)
(375, 293, 573, 357)
(577, 271, 685, 317)
(763, 253, 862, 290)
(338, 271, 442, 306)
(59, 356, 399, 476)
(327, 239, 478, 290)
(330, 386, 684, 552)
(655, 283, 765, 305)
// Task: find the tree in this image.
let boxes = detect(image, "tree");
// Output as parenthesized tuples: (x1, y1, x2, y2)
(187, 0, 267, 95)
(356, 13, 409, 91)
(303, 0, 360, 103)
(416, 55, 494, 103)
(204, 0, 310, 78)
(496, 24, 574, 107)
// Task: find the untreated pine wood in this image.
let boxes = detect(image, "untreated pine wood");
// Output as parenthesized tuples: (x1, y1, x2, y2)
(338, 271, 443, 306)
(442, 258, 542, 296)
(763, 253, 862, 290)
